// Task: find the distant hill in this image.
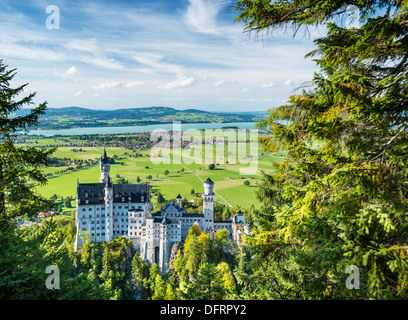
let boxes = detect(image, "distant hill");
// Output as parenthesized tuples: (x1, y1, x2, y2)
(15, 106, 264, 130)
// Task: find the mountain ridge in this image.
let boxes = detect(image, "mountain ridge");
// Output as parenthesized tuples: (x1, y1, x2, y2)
(15, 106, 264, 130)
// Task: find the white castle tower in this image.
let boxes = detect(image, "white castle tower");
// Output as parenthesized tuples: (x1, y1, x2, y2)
(104, 177, 113, 243)
(203, 177, 215, 232)
(99, 148, 110, 183)
(176, 194, 182, 208)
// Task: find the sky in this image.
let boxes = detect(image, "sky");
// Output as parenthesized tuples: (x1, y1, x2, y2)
(0, 0, 322, 112)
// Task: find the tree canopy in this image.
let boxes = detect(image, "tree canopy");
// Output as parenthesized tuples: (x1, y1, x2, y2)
(235, 0, 408, 299)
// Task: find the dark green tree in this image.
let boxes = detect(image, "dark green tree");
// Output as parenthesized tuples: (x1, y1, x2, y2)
(64, 197, 72, 208)
(235, 0, 408, 299)
(156, 192, 165, 204)
(0, 60, 55, 229)
(182, 263, 226, 300)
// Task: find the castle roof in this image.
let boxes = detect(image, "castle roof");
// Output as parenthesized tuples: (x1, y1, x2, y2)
(161, 216, 172, 225)
(176, 194, 182, 199)
(204, 177, 214, 184)
(232, 212, 245, 224)
(77, 182, 149, 205)
(100, 148, 109, 164)
(161, 201, 183, 212)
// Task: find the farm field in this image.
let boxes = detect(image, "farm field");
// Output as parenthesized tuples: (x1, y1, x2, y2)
(33, 135, 285, 210)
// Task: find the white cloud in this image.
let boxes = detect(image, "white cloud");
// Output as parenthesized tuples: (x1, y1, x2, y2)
(126, 81, 144, 88)
(184, 0, 228, 34)
(262, 82, 274, 88)
(285, 79, 292, 86)
(214, 80, 226, 86)
(93, 81, 122, 89)
(219, 97, 277, 102)
(158, 76, 195, 90)
(74, 91, 82, 96)
(64, 66, 78, 76)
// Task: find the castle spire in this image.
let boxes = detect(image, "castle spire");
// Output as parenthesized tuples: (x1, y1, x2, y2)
(101, 147, 108, 164)
(99, 149, 110, 183)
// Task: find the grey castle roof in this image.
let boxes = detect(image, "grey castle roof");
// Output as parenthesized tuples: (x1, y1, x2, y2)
(204, 177, 214, 184)
(161, 216, 172, 225)
(77, 182, 149, 205)
(100, 148, 109, 164)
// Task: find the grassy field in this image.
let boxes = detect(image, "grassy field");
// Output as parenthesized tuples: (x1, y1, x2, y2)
(34, 138, 285, 210)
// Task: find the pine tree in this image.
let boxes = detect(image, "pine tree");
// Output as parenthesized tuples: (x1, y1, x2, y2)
(235, 0, 408, 299)
(0, 60, 62, 299)
(0, 59, 54, 229)
(182, 263, 226, 300)
(217, 261, 237, 298)
(164, 283, 176, 300)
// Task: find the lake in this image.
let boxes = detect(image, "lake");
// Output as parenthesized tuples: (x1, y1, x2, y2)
(22, 122, 258, 137)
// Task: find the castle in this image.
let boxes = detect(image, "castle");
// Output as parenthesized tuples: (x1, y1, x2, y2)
(74, 150, 245, 273)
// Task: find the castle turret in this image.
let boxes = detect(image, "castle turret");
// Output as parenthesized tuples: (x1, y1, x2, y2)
(159, 215, 171, 274)
(203, 178, 214, 232)
(104, 176, 113, 242)
(176, 194, 182, 208)
(99, 148, 110, 184)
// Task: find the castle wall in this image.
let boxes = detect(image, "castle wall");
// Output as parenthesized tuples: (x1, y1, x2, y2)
(74, 151, 240, 274)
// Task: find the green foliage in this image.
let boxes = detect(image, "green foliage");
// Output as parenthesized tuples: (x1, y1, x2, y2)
(156, 192, 165, 204)
(0, 60, 55, 229)
(182, 263, 226, 300)
(235, 0, 408, 299)
(64, 197, 72, 208)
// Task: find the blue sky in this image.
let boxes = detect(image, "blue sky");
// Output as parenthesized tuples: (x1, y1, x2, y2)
(0, 0, 321, 112)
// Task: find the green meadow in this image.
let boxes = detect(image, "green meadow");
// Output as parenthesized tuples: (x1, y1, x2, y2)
(34, 138, 285, 210)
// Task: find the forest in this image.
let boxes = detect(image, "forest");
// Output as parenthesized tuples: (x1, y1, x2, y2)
(1, 0, 408, 301)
